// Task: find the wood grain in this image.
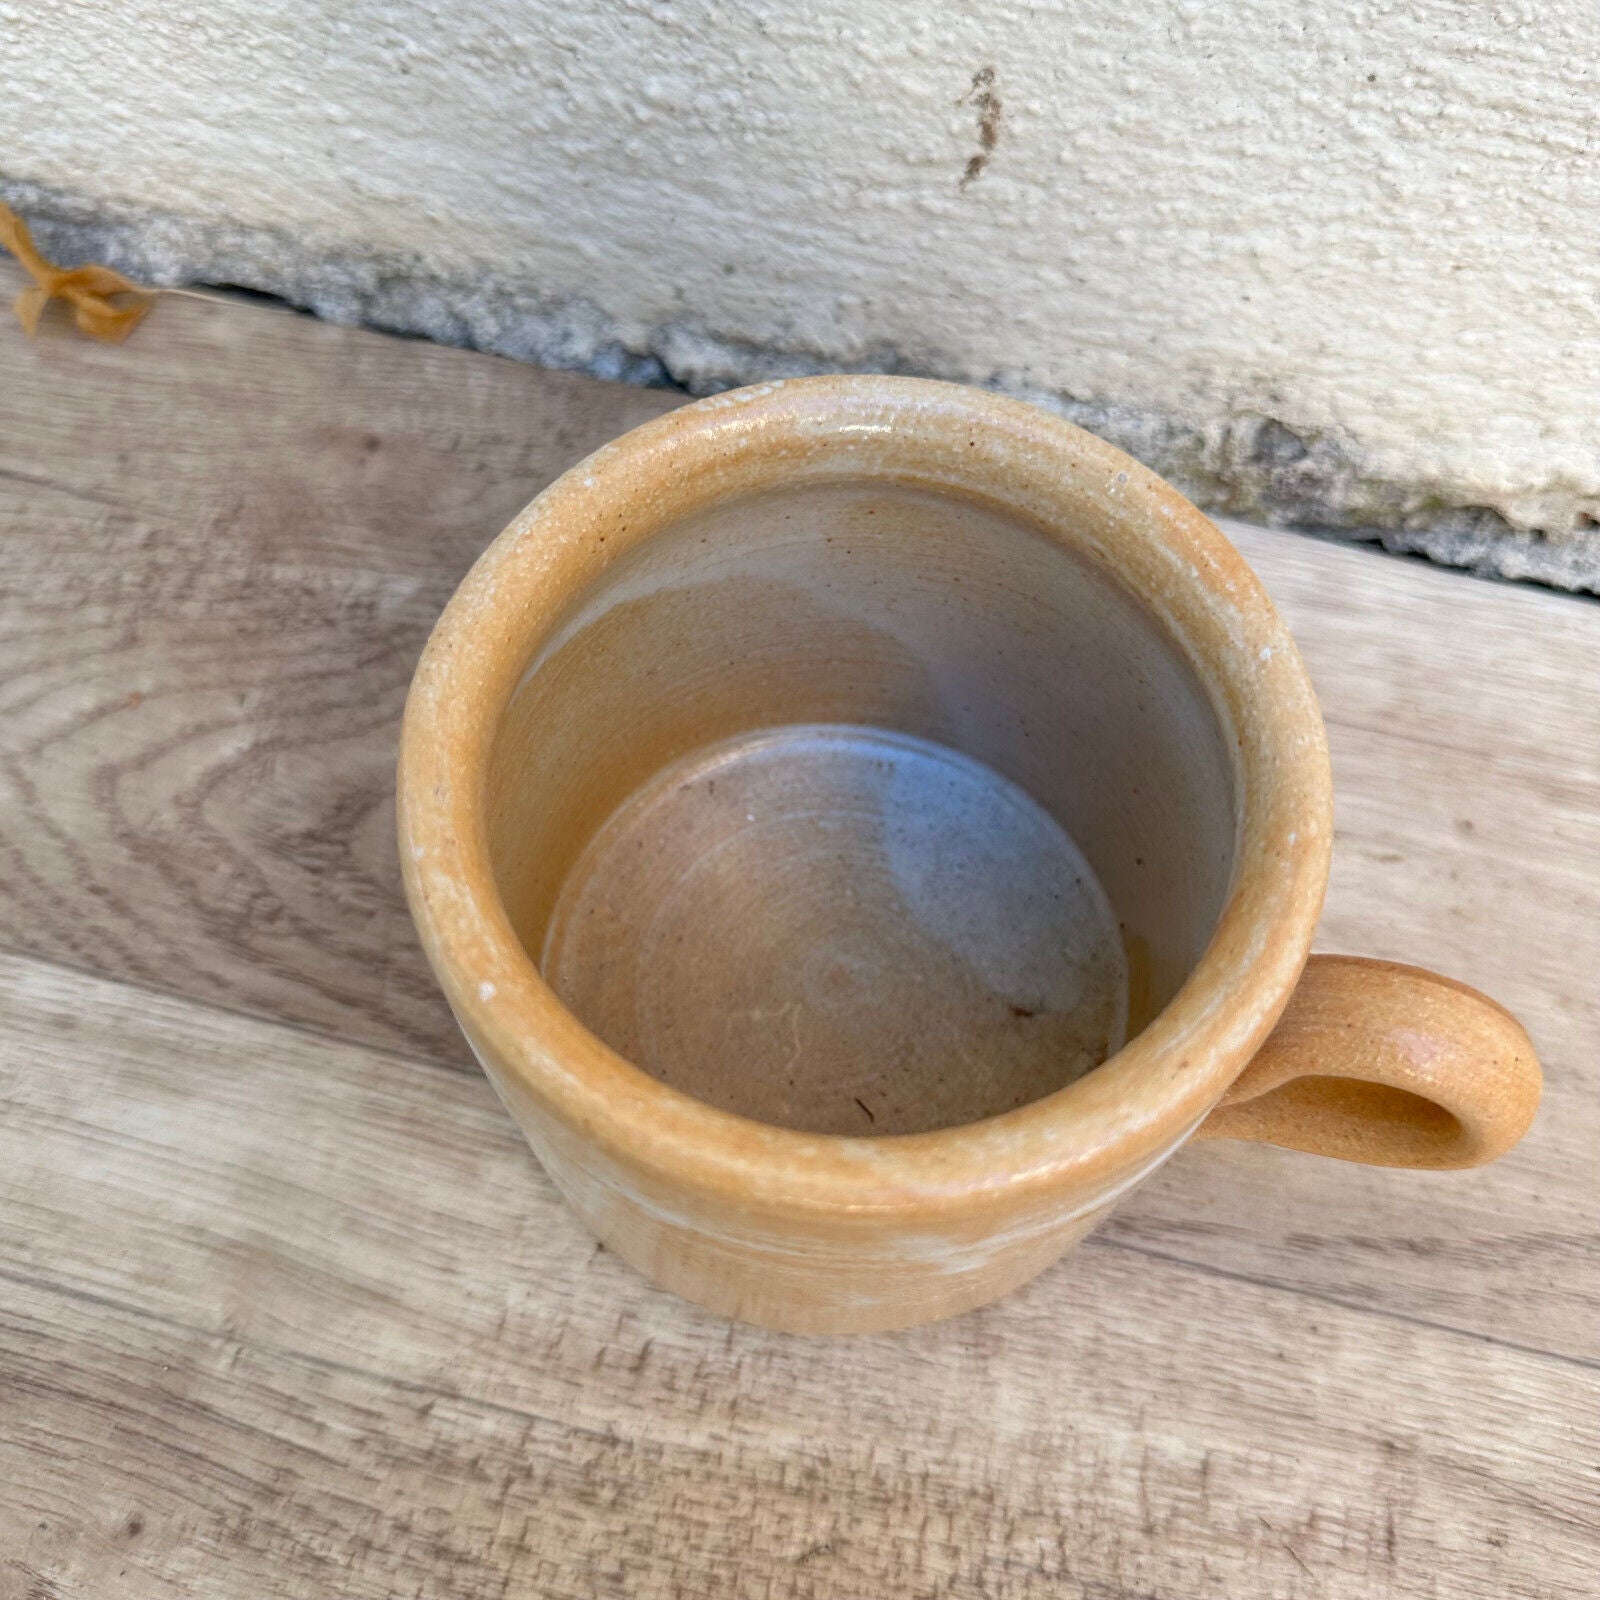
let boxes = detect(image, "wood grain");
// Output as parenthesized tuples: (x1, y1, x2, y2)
(2, 950, 1595, 1600)
(0, 262, 672, 1062)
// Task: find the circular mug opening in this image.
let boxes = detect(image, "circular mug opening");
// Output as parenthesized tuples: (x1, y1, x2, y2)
(484, 475, 1238, 1136)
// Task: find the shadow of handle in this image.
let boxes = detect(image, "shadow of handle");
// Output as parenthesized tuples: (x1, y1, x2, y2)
(1195, 955, 1541, 1169)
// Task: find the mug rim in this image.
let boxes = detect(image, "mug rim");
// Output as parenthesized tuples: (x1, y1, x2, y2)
(399, 375, 1333, 1219)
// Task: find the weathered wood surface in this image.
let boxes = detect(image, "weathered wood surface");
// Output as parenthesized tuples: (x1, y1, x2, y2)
(3, 953, 1596, 1600)
(0, 265, 671, 1063)
(1, 264, 1596, 1597)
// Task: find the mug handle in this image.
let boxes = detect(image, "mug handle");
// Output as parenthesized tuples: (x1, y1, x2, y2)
(1194, 955, 1541, 1168)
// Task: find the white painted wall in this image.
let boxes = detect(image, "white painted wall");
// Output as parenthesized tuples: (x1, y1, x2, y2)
(4, 0, 1597, 582)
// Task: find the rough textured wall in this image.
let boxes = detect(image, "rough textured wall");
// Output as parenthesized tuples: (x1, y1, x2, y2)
(4, 0, 1597, 587)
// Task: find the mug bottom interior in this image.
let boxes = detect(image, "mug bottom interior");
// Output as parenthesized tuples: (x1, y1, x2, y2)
(541, 722, 1130, 1136)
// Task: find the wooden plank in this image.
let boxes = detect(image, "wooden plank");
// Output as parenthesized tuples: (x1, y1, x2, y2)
(2, 951, 1595, 1600)
(0, 262, 673, 1064)
(1, 264, 1596, 1362)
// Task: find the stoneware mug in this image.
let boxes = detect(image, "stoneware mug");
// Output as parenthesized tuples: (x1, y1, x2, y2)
(399, 375, 1541, 1334)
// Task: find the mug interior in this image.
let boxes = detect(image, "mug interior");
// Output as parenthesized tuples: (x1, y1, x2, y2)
(485, 476, 1237, 1136)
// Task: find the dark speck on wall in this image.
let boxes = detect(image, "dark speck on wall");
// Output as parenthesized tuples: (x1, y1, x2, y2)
(960, 66, 1002, 189)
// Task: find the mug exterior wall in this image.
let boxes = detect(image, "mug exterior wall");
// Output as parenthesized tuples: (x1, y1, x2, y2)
(463, 1012, 1195, 1332)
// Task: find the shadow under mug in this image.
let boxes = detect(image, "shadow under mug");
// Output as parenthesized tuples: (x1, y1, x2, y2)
(399, 376, 1540, 1334)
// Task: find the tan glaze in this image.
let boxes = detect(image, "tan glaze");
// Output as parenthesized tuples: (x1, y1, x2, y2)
(1197, 955, 1540, 1167)
(398, 376, 1542, 1334)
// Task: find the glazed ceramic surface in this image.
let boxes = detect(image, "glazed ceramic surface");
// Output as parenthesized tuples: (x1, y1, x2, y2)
(399, 376, 1541, 1333)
